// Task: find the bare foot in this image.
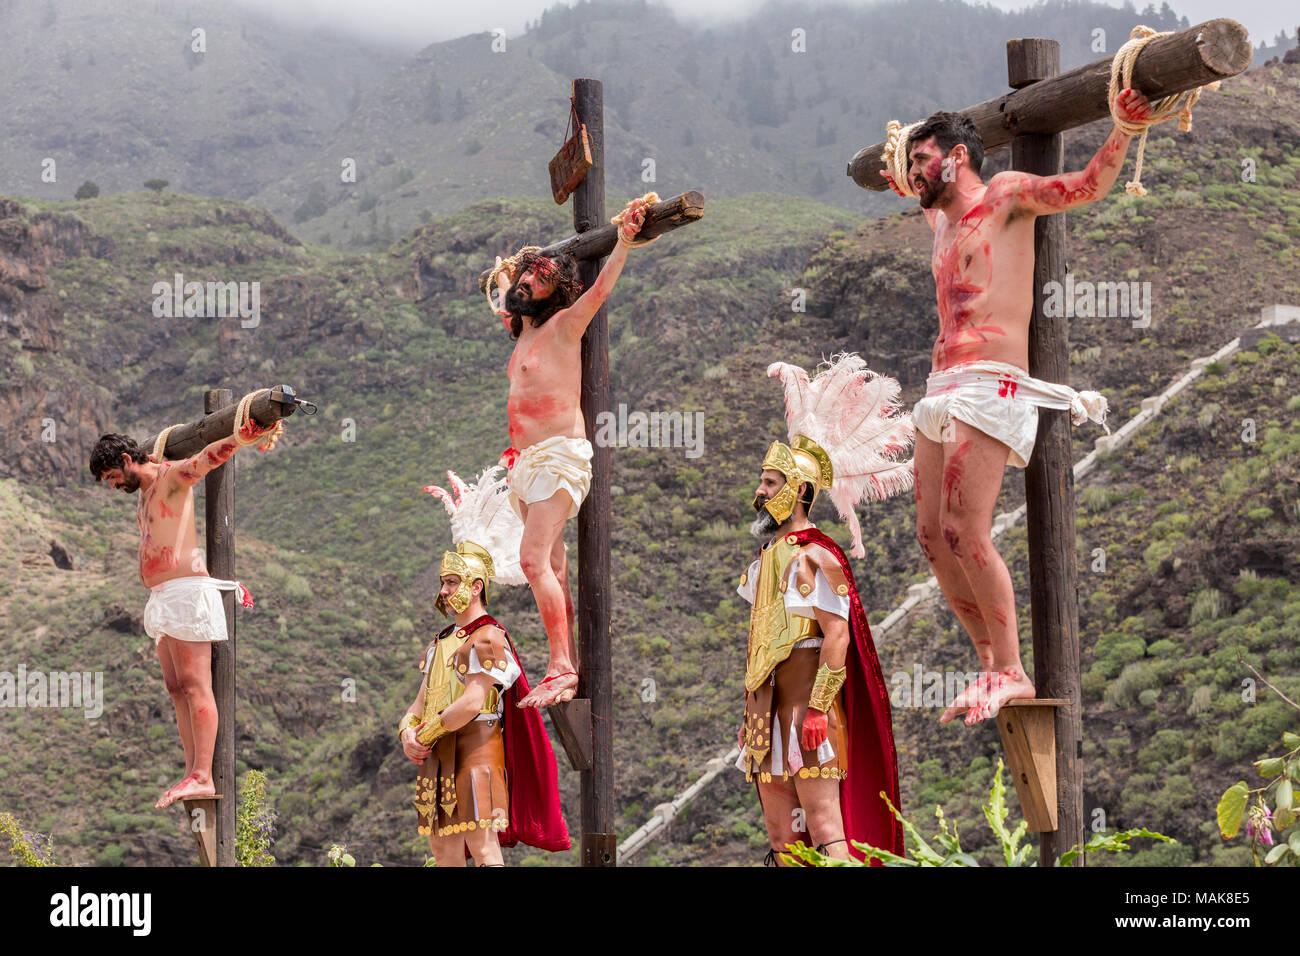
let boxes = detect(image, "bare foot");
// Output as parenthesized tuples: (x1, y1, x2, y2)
(939, 668, 1034, 725)
(157, 772, 215, 809)
(155, 773, 194, 809)
(518, 671, 578, 708)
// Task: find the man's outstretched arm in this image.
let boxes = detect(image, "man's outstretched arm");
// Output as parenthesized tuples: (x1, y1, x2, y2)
(557, 198, 648, 342)
(998, 87, 1153, 216)
(174, 418, 270, 486)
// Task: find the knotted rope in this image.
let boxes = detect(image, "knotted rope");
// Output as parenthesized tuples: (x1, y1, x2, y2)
(611, 191, 660, 247)
(1109, 25, 1220, 196)
(881, 119, 922, 198)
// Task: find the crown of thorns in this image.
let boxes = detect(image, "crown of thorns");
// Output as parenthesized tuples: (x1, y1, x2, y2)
(512, 250, 584, 304)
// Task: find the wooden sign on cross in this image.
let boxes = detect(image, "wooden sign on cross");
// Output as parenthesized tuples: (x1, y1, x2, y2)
(845, 20, 1251, 865)
(478, 77, 705, 867)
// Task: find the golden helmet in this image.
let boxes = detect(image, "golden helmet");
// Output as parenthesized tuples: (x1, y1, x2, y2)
(435, 541, 495, 616)
(753, 434, 834, 523)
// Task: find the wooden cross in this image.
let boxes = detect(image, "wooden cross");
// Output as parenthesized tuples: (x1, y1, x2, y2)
(477, 78, 705, 867)
(141, 385, 304, 866)
(846, 20, 1251, 864)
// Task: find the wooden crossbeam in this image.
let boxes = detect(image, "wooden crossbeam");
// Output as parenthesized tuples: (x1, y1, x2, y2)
(847, 18, 1252, 190)
(475, 190, 705, 292)
(141, 384, 305, 459)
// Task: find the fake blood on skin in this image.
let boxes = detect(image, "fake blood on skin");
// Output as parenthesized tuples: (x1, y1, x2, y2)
(942, 440, 973, 510)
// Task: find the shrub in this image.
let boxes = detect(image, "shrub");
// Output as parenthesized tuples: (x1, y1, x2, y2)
(234, 770, 278, 867)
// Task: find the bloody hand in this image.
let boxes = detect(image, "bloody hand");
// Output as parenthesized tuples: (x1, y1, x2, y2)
(880, 169, 907, 198)
(1114, 87, 1153, 125)
(619, 199, 648, 241)
(801, 708, 828, 751)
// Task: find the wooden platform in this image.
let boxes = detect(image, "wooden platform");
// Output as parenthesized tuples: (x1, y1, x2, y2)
(995, 699, 1066, 832)
(179, 794, 223, 867)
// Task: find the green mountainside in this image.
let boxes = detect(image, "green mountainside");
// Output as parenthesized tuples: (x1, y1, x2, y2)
(0, 26, 1298, 866)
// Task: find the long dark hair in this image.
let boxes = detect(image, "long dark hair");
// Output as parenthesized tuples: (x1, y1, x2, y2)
(507, 252, 582, 339)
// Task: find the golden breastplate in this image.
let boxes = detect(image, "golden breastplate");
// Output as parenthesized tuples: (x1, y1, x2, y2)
(744, 534, 820, 692)
(423, 631, 500, 717)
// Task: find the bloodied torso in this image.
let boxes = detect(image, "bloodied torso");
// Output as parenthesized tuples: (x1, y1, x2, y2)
(505, 317, 585, 450)
(135, 462, 204, 589)
(928, 183, 1039, 373)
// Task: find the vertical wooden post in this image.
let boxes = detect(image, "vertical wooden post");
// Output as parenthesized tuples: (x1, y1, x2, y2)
(572, 78, 616, 867)
(204, 388, 237, 867)
(1008, 39, 1084, 866)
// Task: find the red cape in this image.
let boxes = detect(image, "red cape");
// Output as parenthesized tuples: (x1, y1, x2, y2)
(462, 614, 571, 852)
(793, 528, 904, 861)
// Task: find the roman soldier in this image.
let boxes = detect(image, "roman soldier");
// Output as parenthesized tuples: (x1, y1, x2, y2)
(398, 467, 569, 865)
(737, 353, 914, 865)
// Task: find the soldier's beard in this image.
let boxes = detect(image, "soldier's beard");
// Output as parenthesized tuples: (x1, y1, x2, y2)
(749, 498, 780, 537)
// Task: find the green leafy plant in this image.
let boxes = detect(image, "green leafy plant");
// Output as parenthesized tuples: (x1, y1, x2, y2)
(1215, 656, 1300, 866)
(235, 770, 277, 867)
(780, 758, 1172, 867)
(326, 843, 389, 867)
(326, 843, 355, 867)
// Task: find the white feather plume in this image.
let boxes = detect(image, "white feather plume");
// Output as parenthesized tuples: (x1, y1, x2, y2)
(767, 352, 915, 558)
(421, 465, 526, 586)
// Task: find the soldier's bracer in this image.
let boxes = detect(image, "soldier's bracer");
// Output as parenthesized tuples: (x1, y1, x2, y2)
(808, 664, 847, 713)
(416, 713, 449, 747)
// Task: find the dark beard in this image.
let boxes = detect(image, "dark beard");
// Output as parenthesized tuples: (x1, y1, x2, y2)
(505, 282, 567, 335)
(916, 174, 949, 209)
(120, 474, 140, 493)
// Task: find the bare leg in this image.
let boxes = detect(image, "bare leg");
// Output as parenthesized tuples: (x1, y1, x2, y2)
(516, 490, 579, 707)
(156, 638, 218, 808)
(155, 636, 196, 806)
(756, 777, 802, 866)
(914, 436, 995, 669)
(428, 831, 467, 867)
(464, 827, 504, 867)
(548, 527, 577, 677)
(934, 421, 1034, 724)
(793, 776, 849, 861)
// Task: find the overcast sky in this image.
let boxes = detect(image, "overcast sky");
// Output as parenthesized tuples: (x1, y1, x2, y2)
(230, 0, 1295, 49)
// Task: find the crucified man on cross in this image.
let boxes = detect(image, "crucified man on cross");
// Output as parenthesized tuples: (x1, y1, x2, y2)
(880, 88, 1152, 725)
(487, 196, 649, 709)
(89, 418, 271, 808)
